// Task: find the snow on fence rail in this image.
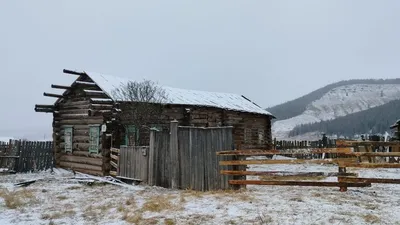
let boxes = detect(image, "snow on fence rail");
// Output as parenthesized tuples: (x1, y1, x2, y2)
(0, 140, 53, 173)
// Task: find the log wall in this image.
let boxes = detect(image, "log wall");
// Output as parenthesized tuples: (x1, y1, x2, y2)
(119, 105, 273, 150)
(53, 75, 111, 176)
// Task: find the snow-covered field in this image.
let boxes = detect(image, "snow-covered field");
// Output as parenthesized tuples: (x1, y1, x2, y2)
(1, 165, 400, 225)
(273, 84, 400, 139)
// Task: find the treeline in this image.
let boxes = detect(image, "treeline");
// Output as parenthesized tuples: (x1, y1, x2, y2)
(267, 78, 400, 121)
(288, 98, 400, 137)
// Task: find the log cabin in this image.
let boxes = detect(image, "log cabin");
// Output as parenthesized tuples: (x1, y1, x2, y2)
(35, 69, 275, 176)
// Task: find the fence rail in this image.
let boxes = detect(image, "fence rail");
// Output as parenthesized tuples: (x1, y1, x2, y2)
(217, 140, 400, 192)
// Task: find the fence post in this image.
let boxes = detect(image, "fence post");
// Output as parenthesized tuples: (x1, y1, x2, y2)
(170, 120, 179, 189)
(148, 129, 156, 186)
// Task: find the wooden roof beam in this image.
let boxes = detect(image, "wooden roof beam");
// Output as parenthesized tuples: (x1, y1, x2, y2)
(63, 69, 86, 76)
(75, 81, 97, 86)
(43, 92, 63, 98)
(35, 104, 54, 108)
(51, 84, 71, 90)
(34, 107, 54, 113)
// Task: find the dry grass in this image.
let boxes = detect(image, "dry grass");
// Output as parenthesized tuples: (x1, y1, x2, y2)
(56, 195, 68, 201)
(364, 203, 379, 210)
(363, 214, 381, 224)
(41, 210, 76, 220)
(0, 188, 37, 209)
(123, 211, 143, 224)
(66, 186, 82, 190)
(165, 218, 176, 225)
(142, 195, 181, 212)
(289, 197, 304, 202)
(125, 196, 136, 207)
(260, 175, 327, 181)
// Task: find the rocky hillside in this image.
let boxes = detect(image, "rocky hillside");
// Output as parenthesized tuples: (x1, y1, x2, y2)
(269, 79, 400, 139)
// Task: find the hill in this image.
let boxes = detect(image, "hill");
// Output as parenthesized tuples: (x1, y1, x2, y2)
(266, 79, 400, 121)
(270, 79, 400, 139)
(288, 99, 400, 138)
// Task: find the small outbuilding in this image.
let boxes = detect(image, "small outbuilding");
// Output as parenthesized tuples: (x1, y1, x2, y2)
(35, 69, 275, 175)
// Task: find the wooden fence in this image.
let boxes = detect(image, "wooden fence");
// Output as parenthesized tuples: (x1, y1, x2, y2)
(115, 121, 235, 191)
(217, 140, 400, 192)
(0, 140, 53, 173)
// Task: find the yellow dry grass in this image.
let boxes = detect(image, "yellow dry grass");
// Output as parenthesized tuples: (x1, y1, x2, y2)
(41, 210, 76, 220)
(142, 195, 181, 212)
(0, 188, 37, 209)
(363, 214, 381, 224)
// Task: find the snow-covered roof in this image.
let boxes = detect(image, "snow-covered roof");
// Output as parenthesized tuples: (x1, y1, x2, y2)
(83, 71, 273, 116)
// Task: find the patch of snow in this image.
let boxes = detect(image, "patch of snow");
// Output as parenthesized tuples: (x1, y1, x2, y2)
(1, 166, 400, 224)
(273, 84, 400, 138)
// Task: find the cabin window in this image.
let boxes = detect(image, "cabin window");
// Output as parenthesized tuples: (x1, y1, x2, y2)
(124, 125, 139, 146)
(244, 128, 251, 144)
(258, 129, 265, 145)
(89, 125, 100, 154)
(64, 126, 73, 153)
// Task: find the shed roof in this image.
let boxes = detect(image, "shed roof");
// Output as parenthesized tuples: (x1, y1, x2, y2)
(81, 71, 273, 117)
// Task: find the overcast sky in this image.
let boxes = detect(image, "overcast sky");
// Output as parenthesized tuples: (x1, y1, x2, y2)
(1, 0, 400, 139)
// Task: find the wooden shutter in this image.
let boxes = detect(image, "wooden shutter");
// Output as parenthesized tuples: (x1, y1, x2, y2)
(89, 125, 100, 154)
(64, 126, 73, 153)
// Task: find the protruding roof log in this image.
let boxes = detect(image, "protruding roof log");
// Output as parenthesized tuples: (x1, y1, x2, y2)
(84, 90, 108, 98)
(75, 81, 97, 86)
(43, 92, 64, 98)
(35, 104, 54, 108)
(34, 107, 54, 113)
(51, 84, 71, 90)
(63, 69, 86, 76)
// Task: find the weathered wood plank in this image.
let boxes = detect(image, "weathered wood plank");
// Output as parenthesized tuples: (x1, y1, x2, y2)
(229, 180, 371, 187)
(338, 177, 400, 184)
(220, 170, 358, 177)
(339, 162, 400, 168)
(59, 161, 102, 172)
(220, 158, 357, 166)
(216, 148, 353, 156)
(59, 155, 103, 166)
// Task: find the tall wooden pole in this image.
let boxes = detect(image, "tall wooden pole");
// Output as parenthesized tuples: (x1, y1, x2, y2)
(170, 120, 179, 189)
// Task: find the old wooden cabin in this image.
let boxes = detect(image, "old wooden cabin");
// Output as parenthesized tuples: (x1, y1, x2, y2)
(35, 69, 275, 176)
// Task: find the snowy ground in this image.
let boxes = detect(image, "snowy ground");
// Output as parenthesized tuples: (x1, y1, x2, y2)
(1, 164, 400, 225)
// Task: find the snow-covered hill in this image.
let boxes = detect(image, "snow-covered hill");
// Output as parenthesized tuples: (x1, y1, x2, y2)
(272, 84, 400, 139)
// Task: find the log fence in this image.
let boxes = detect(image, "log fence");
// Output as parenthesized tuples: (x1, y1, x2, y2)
(217, 141, 400, 192)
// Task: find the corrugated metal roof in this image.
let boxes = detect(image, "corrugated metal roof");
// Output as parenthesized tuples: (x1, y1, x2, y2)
(84, 71, 273, 116)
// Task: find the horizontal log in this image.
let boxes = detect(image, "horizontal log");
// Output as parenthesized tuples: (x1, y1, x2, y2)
(111, 154, 119, 161)
(61, 100, 90, 107)
(337, 140, 400, 147)
(109, 170, 117, 176)
(110, 161, 118, 169)
(91, 104, 114, 110)
(60, 143, 90, 151)
(228, 180, 371, 187)
(72, 150, 103, 158)
(58, 109, 89, 115)
(57, 113, 89, 118)
(220, 158, 357, 166)
(216, 148, 353, 156)
(57, 119, 104, 125)
(338, 177, 400, 184)
(44, 92, 64, 98)
(75, 81, 96, 86)
(220, 170, 358, 177)
(339, 163, 400, 168)
(343, 152, 400, 157)
(111, 148, 120, 154)
(35, 108, 54, 113)
(60, 135, 89, 142)
(67, 167, 104, 176)
(35, 104, 54, 108)
(63, 69, 86, 76)
(51, 84, 71, 90)
(59, 161, 102, 172)
(91, 98, 114, 104)
(60, 155, 103, 166)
